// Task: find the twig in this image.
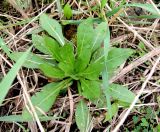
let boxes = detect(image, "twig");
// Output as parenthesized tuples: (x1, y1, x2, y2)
(112, 56, 160, 132)
(17, 73, 45, 132)
(65, 88, 74, 132)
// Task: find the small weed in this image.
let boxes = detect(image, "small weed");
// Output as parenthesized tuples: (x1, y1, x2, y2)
(9, 14, 135, 130)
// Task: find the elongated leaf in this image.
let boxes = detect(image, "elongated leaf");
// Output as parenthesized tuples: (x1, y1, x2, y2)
(107, 48, 134, 77)
(108, 84, 136, 103)
(64, 3, 72, 19)
(80, 79, 101, 99)
(75, 100, 92, 132)
(60, 43, 75, 66)
(75, 48, 91, 73)
(0, 47, 31, 106)
(40, 13, 65, 46)
(77, 18, 94, 56)
(0, 38, 12, 57)
(79, 60, 104, 80)
(76, 18, 94, 72)
(102, 25, 112, 120)
(91, 47, 105, 63)
(0, 115, 58, 122)
(10, 52, 49, 69)
(126, 3, 160, 15)
(44, 36, 62, 62)
(91, 22, 107, 51)
(32, 34, 50, 54)
(105, 103, 118, 121)
(22, 79, 72, 119)
(39, 63, 65, 79)
(58, 44, 75, 75)
(106, 6, 123, 17)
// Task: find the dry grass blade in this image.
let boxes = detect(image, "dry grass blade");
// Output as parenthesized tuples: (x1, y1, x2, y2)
(65, 88, 74, 132)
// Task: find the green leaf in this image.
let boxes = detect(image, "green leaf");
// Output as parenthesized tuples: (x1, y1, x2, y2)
(60, 43, 75, 65)
(91, 48, 104, 63)
(75, 48, 91, 73)
(10, 52, 49, 69)
(77, 18, 94, 56)
(75, 100, 92, 132)
(58, 44, 75, 75)
(63, 3, 72, 19)
(105, 103, 118, 122)
(44, 36, 62, 61)
(0, 115, 58, 122)
(80, 79, 101, 100)
(91, 22, 107, 51)
(126, 3, 160, 15)
(107, 48, 134, 77)
(101, 0, 107, 9)
(0, 38, 12, 57)
(90, 92, 106, 108)
(40, 13, 65, 46)
(32, 34, 50, 54)
(108, 84, 136, 103)
(79, 60, 104, 80)
(22, 79, 72, 119)
(76, 18, 94, 72)
(141, 118, 149, 127)
(0, 47, 31, 106)
(102, 24, 112, 121)
(39, 63, 65, 79)
(106, 6, 122, 17)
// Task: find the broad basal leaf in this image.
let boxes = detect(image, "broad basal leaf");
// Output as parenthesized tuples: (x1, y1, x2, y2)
(107, 48, 134, 78)
(75, 48, 91, 73)
(76, 18, 94, 72)
(75, 100, 92, 132)
(91, 47, 105, 63)
(32, 34, 50, 54)
(108, 83, 136, 103)
(40, 13, 65, 46)
(10, 52, 48, 69)
(40, 63, 65, 79)
(77, 18, 94, 56)
(91, 22, 107, 51)
(44, 36, 62, 61)
(60, 43, 75, 65)
(57, 43, 75, 75)
(22, 79, 72, 119)
(79, 59, 104, 80)
(80, 79, 101, 100)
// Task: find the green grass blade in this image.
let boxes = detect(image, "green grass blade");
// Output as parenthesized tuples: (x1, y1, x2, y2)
(0, 115, 58, 122)
(102, 23, 112, 119)
(0, 38, 12, 57)
(0, 45, 31, 106)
